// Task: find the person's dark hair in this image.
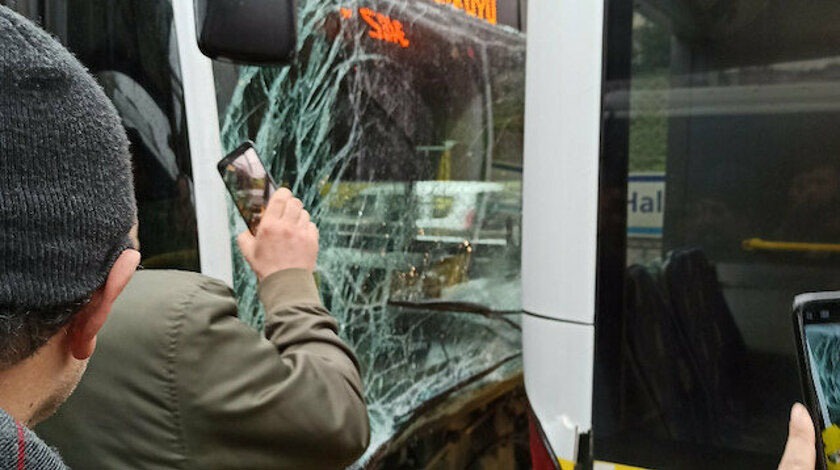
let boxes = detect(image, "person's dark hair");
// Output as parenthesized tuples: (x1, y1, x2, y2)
(0, 297, 91, 369)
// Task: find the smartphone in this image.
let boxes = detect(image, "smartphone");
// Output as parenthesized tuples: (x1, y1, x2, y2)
(793, 292, 840, 470)
(217, 141, 277, 234)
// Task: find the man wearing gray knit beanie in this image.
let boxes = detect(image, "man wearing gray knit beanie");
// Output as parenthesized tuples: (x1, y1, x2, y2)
(0, 6, 139, 469)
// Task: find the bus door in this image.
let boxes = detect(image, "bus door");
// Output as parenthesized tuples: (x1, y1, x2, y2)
(596, 0, 840, 468)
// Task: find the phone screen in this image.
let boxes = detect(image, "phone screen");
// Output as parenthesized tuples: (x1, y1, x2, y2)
(801, 304, 840, 468)
(217, 142, 276, 234)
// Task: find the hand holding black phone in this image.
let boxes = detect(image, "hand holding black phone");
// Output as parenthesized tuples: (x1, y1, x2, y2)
(793, 292, 840, 470)
(217, 141, 277, 234)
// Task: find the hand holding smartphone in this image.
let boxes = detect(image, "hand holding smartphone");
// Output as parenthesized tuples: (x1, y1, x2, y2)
(217, 141, 277, 234)
(793, 292, 840, 470)
(217, 141, 319, 279)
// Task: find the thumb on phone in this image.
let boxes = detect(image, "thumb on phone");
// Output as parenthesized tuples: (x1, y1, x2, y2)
(237, 231, 257, 266)
(778, 403, 816, 470)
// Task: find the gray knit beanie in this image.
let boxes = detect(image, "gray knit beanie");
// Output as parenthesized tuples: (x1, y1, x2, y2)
(0, 7, 136, 309)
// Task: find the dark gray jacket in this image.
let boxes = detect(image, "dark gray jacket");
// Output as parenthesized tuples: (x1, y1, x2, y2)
(37, 269, 369, 469)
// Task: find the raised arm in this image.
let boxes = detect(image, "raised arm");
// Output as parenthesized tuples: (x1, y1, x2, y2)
(180, 189, 369, 469)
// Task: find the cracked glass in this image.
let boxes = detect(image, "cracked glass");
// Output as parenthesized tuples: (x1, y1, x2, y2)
(216, 0, 526, 463)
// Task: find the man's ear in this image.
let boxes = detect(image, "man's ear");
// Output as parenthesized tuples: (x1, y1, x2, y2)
(68, 249, 141, 360)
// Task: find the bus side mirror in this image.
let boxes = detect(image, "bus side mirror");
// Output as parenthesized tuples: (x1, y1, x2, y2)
(194, 0, 296, 65)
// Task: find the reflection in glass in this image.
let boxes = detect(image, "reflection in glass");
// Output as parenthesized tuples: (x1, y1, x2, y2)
(598, 2, 840, 468)
(218, 0, 526, 465)
(15, 0, 201, 270)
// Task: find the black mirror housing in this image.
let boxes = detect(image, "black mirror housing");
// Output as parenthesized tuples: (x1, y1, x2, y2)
(194, 0, 296, 65)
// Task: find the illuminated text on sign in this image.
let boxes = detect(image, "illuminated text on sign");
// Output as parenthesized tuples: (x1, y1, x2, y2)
(341, 7, 410, 48)
(434, 0, 497, 24)
(360, 8, 410, 48)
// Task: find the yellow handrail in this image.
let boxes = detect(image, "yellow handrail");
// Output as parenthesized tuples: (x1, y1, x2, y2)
(742, 238, 840, 253)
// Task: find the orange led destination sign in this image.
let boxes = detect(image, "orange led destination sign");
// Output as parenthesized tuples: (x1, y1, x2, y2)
(340, 7, 410, 48)
(434, 0, 497, 25)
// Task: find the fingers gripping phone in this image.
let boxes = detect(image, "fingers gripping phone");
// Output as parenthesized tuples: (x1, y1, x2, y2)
(217, 141, 277, 234)
(794, 292, 840, 470)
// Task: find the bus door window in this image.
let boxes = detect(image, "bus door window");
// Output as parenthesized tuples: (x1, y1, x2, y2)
(597, 1, 840, 468)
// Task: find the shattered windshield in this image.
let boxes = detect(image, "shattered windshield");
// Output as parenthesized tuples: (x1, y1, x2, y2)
(217, 0, 525, 463)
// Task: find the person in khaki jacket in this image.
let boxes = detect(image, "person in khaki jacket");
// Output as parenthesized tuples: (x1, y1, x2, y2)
(37, 188, 370, 469)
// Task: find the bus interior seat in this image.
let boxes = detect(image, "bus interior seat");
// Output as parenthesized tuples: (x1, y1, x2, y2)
(661, 249, 747, 435)
(621, 264, 712, 442)
(619, 249, 786, 454)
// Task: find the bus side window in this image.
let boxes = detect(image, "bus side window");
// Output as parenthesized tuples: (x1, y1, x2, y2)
(7, 0, 201, 271)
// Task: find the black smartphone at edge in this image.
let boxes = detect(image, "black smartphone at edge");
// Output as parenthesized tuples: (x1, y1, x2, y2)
(216, 140, 278, 234)
(793, 291, 840, 470)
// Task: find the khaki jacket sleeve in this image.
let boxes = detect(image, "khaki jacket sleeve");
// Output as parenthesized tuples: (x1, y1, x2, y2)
(177, 269, 370, 470)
